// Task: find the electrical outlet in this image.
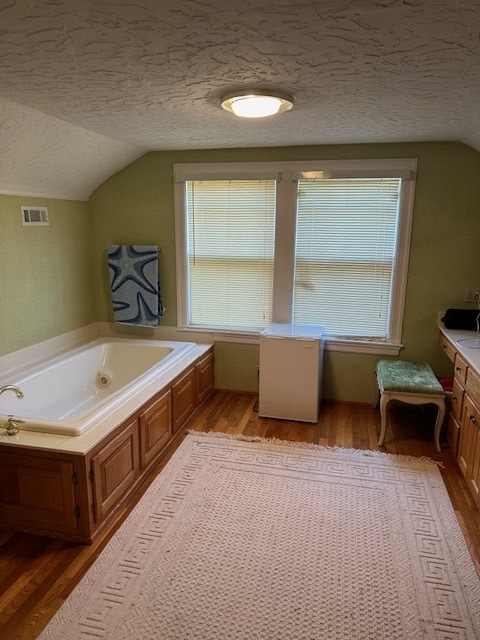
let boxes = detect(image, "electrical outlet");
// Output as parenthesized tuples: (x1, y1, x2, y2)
(464, 288, 480, 303)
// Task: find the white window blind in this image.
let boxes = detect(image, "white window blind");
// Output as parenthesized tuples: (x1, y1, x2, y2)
(293, 177, 401, 339)
(176, 159, 415, 352)
(185, 179, 276, 331)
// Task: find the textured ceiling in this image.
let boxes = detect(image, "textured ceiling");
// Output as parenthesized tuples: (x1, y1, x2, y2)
(0, 0, 479, 199)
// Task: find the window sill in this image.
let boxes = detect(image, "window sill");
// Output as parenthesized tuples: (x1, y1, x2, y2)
(177, 327, 402, 355)
(325, 339, 402, 356)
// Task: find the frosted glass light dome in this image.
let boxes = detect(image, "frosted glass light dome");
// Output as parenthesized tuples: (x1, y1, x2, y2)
(221, 90, 294, 118)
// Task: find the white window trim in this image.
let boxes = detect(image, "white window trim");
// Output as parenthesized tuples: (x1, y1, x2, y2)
(174, 159, 417, 355)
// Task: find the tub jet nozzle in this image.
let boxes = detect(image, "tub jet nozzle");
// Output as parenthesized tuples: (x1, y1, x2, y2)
(96, 372, 112, 387)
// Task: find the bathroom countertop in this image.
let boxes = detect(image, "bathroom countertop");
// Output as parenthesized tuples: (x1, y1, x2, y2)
(439, 324, 480, 373)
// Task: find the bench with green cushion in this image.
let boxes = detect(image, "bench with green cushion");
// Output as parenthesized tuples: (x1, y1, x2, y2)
(375, 360, 445, 452)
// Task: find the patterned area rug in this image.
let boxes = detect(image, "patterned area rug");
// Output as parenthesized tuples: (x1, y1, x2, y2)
(39, 433, 480, 640)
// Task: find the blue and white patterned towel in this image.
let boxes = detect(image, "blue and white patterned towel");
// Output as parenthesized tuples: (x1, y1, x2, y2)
(107, 245, 165, 327)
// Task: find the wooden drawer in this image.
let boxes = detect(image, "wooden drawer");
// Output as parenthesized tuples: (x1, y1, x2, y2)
(454, 353, 468, 385)
(466, 367, 480, 408)
(451, 378, 465, 422)
(439, 333, 455, 363)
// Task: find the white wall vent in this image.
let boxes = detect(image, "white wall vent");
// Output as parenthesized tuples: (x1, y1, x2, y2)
(21, 206, 49, 226)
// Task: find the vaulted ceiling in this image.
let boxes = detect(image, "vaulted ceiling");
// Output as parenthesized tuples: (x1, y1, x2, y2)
(1, 0, 479, 200)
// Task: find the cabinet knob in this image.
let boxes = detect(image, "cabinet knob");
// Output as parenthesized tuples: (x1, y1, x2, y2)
(469, 414, 477, 424)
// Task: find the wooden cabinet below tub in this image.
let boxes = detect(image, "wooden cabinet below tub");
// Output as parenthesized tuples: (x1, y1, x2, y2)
(0, 346, 214, 543)
(90, 417, 140, 524)
(139, 389, 172, 470)
(196, 351, 215, 404)
(172, 367, 196, 433)
(0, 451, 80, 536)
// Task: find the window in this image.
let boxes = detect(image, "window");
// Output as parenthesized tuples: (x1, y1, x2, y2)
(185, 179, 276, 331)
(293, 177, 401, 337)
(174, 159, 416, 354)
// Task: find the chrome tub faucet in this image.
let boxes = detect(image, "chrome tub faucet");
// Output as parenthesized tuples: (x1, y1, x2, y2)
(0, 384, 24, 399)
(0, 385, 25, 435)
(4, 415, 25, 435)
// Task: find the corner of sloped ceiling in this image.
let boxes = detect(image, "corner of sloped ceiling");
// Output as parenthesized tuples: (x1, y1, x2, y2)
(0, 96, 144, 202)
(460, 132, 480, 158)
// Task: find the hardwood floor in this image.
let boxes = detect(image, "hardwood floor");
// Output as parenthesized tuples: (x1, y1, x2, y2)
(1, 392, 479, 639)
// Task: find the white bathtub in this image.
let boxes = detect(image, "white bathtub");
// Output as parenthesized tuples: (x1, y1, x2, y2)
(0, 337, 198, 436)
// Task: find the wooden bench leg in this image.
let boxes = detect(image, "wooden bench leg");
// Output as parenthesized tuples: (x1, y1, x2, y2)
(433, 399, 446, 453)
(378, 393, 388, 447)
(373, 372, 380, 409)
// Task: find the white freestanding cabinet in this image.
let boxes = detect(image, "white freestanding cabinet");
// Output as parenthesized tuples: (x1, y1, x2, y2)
(259, 323, 324, 422)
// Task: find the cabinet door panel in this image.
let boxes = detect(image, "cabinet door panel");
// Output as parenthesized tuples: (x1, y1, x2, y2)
(0, 454, 77, 532)
(172, 367, 196, 432)
(466, 367, 480, 408)
(447, 413, 461, 457)
(464, 400, 480, 506)
(457, 397, 478, 478)
(139, 389, 172, 469)
(451, 378, 465, 422)
(92, 418, 139, 523)
(470, 429, 480, 507)
(196, 351, 214, 404)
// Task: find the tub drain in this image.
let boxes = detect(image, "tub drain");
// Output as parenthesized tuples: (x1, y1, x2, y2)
(96, 372, 112, 387)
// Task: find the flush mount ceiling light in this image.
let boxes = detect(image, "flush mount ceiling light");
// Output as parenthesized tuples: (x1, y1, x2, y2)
(220, 89, 294, 118)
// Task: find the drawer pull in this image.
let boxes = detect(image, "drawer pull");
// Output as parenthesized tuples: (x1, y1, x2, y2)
(456, 366, 461, 371)
(469, 414, 477, 424)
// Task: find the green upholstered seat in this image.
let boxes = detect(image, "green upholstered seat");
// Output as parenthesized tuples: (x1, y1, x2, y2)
(376, 360, 444, 395)
(375, 360, 446, 452)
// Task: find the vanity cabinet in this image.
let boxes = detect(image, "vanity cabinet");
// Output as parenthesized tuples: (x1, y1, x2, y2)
(439, 333, 467, 455)
(440, 331, 480, 508)
(461, 367, 480, 503)
(0, 347, 214, 543)
(450, 355, 468, 455)
(457, 397, 478, 477)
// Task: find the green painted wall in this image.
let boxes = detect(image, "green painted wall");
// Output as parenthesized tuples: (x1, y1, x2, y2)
(89, 141, 480, 402)
(3, 141, 478, 403)
(0, 194, 95, 357)
(90, 153, 178, 329)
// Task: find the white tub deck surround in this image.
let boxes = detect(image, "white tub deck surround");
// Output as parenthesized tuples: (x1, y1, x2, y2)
(0, 337, 204, 441)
